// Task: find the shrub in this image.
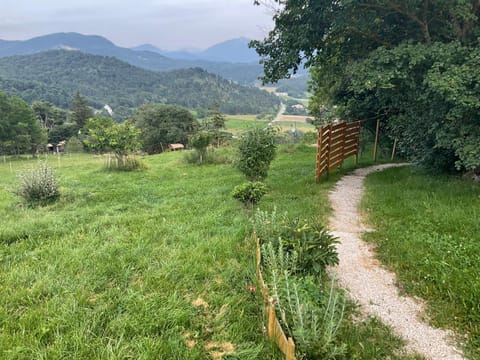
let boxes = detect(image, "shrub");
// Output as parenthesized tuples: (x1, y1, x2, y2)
(279, 218, 339, 277)
(15, 162, 60, 205)
(65, 136, 84, 153)
(254, 209, 339, 277)
(189, 131, 212, 164)
(231, 181, 267, 206)
(237, 127, 277, 181)
(262, 236, 346, 359)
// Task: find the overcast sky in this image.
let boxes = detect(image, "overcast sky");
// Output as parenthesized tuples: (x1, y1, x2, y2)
(1, 0, 275, 50)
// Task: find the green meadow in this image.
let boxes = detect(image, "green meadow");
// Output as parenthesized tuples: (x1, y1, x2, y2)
(0, 146, 452, 359)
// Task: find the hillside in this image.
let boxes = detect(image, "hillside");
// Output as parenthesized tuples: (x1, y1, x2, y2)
(0, 33, 263, 84)
(0, 50, 279, 119)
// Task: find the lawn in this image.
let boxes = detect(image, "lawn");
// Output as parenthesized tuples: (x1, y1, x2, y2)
(362, 166, 480, 358)
(0, 147, 422, 359)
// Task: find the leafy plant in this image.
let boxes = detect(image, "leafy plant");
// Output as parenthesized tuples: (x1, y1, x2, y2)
(279, 218, 339, 277)
(261, 234, 346, 359)
(237, 127, 277, 181)
(255, 209, 339, 277)
(14, 162, 60, 205)
(231, 181, 268, 206)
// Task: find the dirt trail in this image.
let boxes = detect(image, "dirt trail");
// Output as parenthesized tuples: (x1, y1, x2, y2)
(329, 164, 465, 360)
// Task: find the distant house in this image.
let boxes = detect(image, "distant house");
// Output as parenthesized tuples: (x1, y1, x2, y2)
(291, 104, 305, 110)
(47, 141, 66, 153)
(168, 143, 185, 151)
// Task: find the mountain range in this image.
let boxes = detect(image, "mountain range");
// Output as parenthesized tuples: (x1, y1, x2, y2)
(132, 37, 260, 63)
(0, 33, 263, 85)
(0, 50, 279, 119)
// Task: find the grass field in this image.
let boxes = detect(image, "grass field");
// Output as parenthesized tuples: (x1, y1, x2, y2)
(0, 148, 423, 359)
(224, 115, 268, 134)
(272, 121, 315, 133)
(362, 166, 480, 358)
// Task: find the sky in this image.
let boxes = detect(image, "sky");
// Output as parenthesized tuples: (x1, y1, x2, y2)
(1, 0, 275, 50)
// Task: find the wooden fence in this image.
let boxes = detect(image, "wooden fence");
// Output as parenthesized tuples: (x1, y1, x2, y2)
(255, 234, 296, 360)
(315, 121, 361, 182)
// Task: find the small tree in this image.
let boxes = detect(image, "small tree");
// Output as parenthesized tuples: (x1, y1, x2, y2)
(237, 127, 277, 181)
(189, 131, 212, 164)
(210, 102, 226, 147)
(83, 117, 142, 170)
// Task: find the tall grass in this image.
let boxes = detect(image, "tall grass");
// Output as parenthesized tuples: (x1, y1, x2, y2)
(0, 147, 417, 359)
(362, 166, 480, 358)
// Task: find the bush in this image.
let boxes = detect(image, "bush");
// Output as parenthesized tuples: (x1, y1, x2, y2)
(231, 181, 268, 206)
(259, 215, 345, 359)
(15, 162, 60, 205)
(65, 136, 84, 153)
(189, 131, 212, 164)
(254, 209, 339, 277)
(237, 127, 277, 181)
(279, 218, 339, 277)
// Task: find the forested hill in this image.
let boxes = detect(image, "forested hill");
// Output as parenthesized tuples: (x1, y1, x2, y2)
(0, 33, 263, 85)
(0, 50, 279, 119)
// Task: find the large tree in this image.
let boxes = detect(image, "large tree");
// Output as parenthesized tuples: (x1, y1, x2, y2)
(132, 104, 199, 154)
(0, 91, 45, 155)
(252, 0, 480, 172)
(70, 92, 94, 130)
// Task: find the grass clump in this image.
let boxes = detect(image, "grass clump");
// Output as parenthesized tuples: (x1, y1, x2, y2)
(105, 155, 146, 171)
(14, 162, 60, 205)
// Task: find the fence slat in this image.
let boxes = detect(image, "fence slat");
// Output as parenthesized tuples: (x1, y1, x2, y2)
(315, 121, 361, 182)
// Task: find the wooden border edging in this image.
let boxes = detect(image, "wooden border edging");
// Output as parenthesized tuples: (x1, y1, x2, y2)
(315, 121, 361, 182)
(255, 233, 296, 360)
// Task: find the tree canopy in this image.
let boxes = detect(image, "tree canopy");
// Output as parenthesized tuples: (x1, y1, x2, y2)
(0, 90, 45, 155)
(252, 0, 480, 172)
(132, 104, 199, 154)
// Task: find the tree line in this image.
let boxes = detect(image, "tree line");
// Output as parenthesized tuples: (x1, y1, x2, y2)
(0, 89, 227, 157)
(252, 0, 480, 174)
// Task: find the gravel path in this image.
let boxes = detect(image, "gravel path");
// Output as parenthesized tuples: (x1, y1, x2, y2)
(329, 164, 465, 360)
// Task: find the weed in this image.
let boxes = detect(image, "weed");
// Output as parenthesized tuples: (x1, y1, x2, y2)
(14, 162, 60, 205)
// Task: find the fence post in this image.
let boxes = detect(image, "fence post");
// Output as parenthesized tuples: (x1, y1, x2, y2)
(355, 121, 361, 166)
(286, 337, 295, 360)
(315, 128, 323, 182)
(326, 124, 332, 177)
(268, 306, 275, 339)
(373, 118, 380, 162)
(391, 138, 397, 161)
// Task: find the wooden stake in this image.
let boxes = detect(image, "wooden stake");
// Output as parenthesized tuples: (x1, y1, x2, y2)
(373, 118, 380, 162)
(315, 128, 323, 182)
(286, 337, 296, 360)
(391, 138, 397, 161)
(268, 306, 275, 338)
